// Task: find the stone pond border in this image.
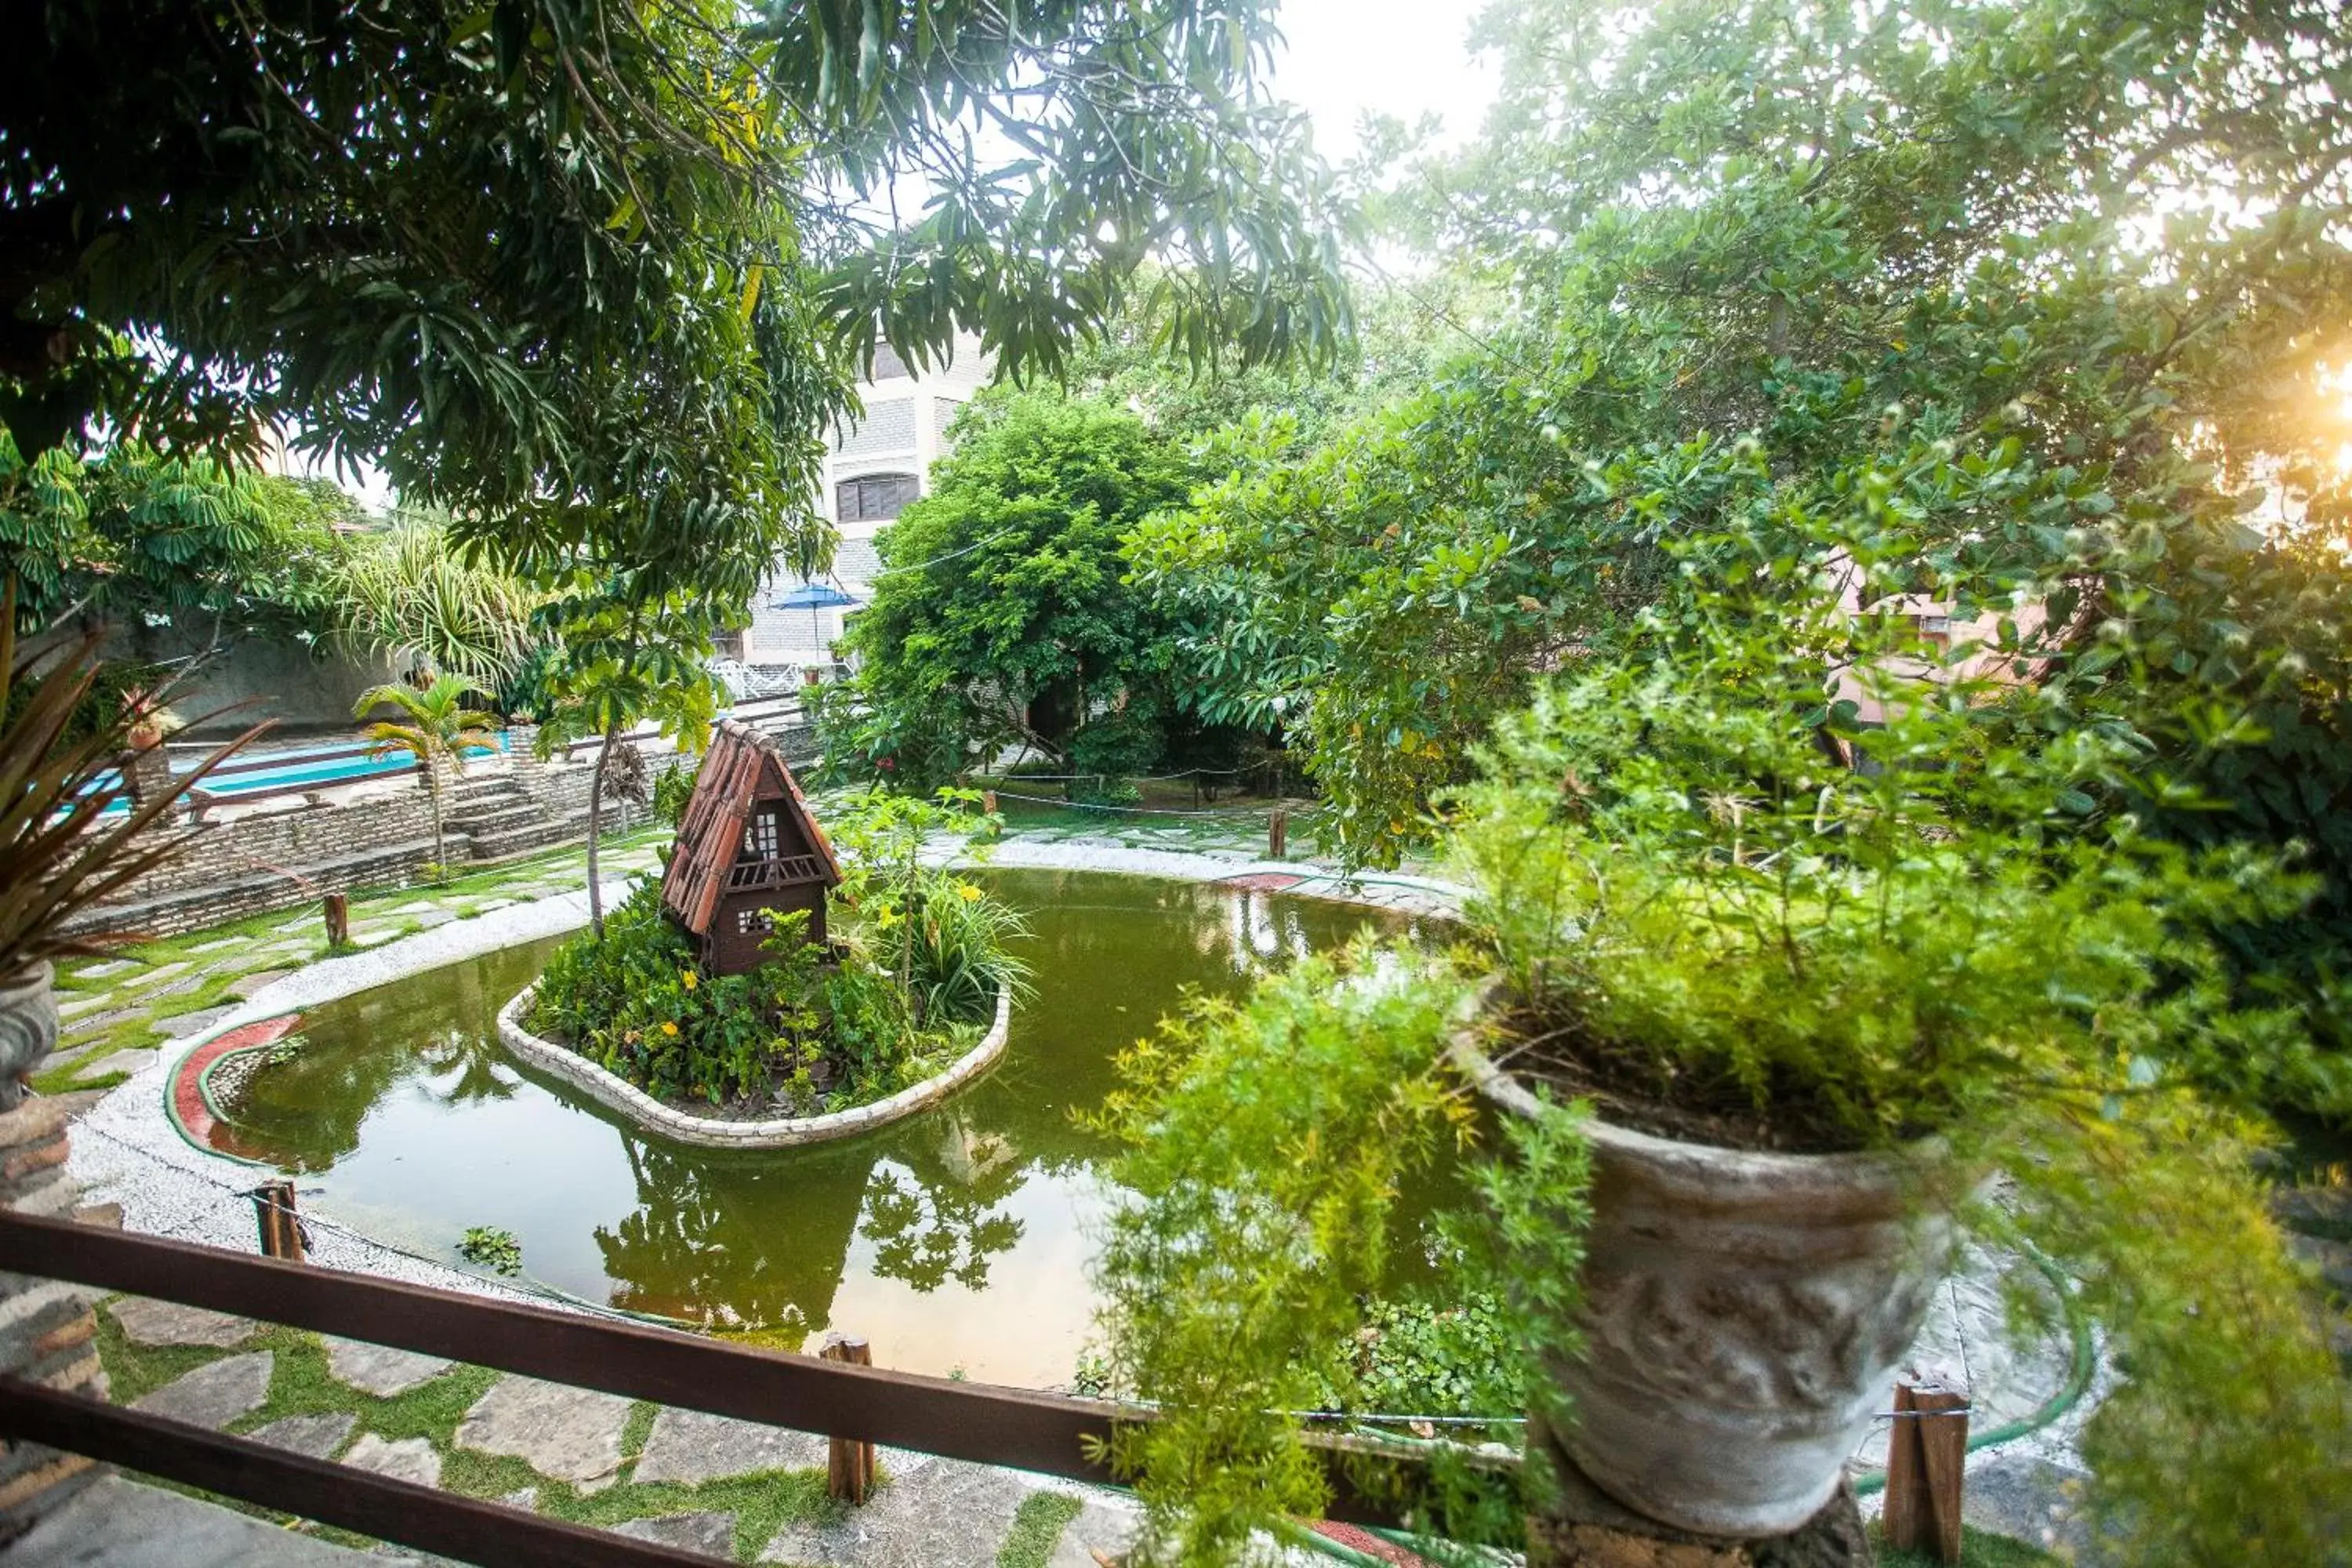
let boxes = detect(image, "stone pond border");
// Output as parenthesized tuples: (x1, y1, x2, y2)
(495, 982, 1013, 1149)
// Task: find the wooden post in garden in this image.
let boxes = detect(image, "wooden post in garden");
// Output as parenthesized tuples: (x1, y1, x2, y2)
(1269, 808, 1288, 861)
(982, 790, 997, 815)
(1882, 1379, 1968, 1562)
(322, 892, 350, 948)
(820, 1335, 876, 1504)
(251, 1181, 306, 1264)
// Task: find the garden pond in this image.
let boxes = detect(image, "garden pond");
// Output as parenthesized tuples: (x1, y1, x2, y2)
(200, 869, 1457, 1388)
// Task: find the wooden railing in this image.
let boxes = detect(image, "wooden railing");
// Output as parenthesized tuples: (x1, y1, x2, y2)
(0, 1210, 1431, 1566)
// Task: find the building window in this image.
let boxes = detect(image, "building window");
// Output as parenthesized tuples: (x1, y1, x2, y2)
(736, 908, 774, 935)
(870, 342, 909, 380)
(742, 809, 780, 859)
(837, 473, 920, 524)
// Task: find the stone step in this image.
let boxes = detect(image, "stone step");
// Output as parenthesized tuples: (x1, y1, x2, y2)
(448, 779, 527, 806)
(0, 1476, 388, 1566)
(446, 803, 543, 834)
(465, 815, 591, 862)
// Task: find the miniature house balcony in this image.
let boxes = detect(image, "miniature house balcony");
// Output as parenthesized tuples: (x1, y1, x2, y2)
(726, 854, 829, 893)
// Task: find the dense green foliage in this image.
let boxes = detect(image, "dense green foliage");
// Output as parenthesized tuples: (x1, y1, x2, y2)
(1091, 939, 1587, 1561)
(532, 885, 959, 1110)
(532, 888, 836, 1105)
(819, 785, 1027, 1029)
(1457, 599, 2328, 1149)
(0, 434, 360, 639)
(1318, 1295, 1523, 1430)
(1103, 590, 2352, 1565)
(335, 517, 539, 688)
(1039, 274, 1468, 452)
(824, 396, 1200, 787)
(651, 758, 700, 832)
(1137, 0, 2352, 902)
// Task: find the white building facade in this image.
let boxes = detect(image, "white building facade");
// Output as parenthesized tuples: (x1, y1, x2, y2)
(737, 336, 992, 673)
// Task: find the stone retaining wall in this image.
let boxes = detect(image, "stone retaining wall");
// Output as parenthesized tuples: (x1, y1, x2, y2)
(0, 1094, 115, 1541)
(64, 750, 647, 940)
(496, 983, 1011, 1149)
(65, 789, 446, 941)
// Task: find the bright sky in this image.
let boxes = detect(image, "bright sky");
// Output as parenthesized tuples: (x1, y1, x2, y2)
(1269, 0, 1500, 163)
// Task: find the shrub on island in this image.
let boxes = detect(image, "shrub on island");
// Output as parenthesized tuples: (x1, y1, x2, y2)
(527, 787, 1025, 1116)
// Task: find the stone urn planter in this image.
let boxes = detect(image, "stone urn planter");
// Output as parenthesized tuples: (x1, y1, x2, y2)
(0, 961, 60, 1111)
(1449, 981, 1955, 1541)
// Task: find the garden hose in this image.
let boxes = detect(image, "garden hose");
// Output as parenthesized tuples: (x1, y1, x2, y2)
(1851, 1244, 2097, 1497)
(1283, 1247, 2098, 1565)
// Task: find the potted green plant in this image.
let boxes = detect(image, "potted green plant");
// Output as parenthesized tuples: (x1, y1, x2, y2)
(1093, 594, 2350, 1563)
(0, 590, 256, 1106)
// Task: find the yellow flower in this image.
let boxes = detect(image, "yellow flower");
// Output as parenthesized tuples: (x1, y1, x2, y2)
(681, 971, 699, 991)
(661, 1022, 680, 1037)
(956, 883, 982, 903)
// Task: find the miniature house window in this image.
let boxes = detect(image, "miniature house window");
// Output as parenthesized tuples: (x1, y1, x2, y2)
(743, 808, 780, 860)
(736, 909, 774, 935)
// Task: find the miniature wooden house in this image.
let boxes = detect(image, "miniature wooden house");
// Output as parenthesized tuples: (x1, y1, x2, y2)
(661, 721, 843, 975)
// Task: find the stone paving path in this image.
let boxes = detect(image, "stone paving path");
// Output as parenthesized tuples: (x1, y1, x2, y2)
(0, 1477, 389, 1567)
(77, 1295, 1137, 1566)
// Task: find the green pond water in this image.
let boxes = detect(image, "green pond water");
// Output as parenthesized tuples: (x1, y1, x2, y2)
(212, 869, 1451, 1388)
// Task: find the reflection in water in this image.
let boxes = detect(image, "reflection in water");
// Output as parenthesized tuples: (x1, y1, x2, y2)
(212, 869, 1444, 1385)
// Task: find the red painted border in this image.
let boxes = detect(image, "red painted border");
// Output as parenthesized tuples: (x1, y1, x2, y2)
(163, 1015, 301, 1162)
(1219, 871, 1305, 893)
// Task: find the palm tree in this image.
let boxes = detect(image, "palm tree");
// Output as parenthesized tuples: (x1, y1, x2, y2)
(354, 673, 499, 877)
(332, 517, 540, 688)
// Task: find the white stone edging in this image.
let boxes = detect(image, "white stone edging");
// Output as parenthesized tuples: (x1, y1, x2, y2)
(496, 982, 1012, 1149)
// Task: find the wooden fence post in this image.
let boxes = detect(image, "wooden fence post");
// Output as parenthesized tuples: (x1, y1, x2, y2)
(820, 1335, 875, 1504)
(251, 1181, 306, 1264)
(1882, 1379, 1968, 1562)
(1268, 808, 1288, 861)
(322, 893, 350, 949)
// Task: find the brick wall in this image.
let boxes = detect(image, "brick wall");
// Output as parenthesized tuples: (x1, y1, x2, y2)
(132, 790, 442, 895)
(0, 1096, 111, 1540)
(63, 786, 445, 941)
(64, 748, 656, 941)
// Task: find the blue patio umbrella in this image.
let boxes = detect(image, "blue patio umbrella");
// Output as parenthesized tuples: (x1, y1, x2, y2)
(770, 579, 859, 647)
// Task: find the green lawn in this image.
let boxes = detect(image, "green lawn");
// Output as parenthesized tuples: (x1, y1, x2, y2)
(1873, 1523, 2067, 1566)
(38, 826, 669, 1096)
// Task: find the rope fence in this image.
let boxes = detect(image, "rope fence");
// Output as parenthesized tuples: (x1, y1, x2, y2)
(982, 787, 1327, 822)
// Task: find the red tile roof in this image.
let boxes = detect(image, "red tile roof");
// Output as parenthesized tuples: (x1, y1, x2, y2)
(659, 721, 841, 938)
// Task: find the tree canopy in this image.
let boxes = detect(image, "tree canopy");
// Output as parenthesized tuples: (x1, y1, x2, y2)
(1139, 0, 2352, 873)
(0, 432, 363, 643)
(2, 0, 1349, 615)
(823, 394, 1195, 788)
